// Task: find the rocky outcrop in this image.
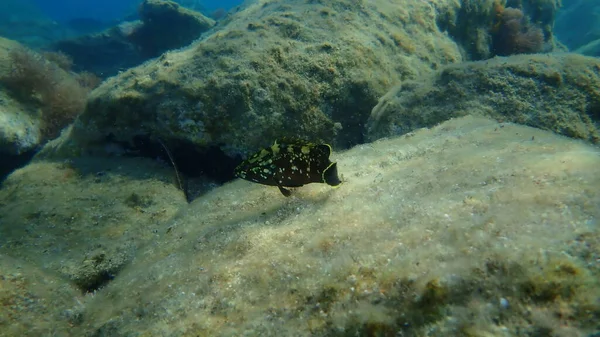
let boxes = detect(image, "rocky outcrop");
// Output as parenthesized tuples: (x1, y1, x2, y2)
(52, 21, 147, 77)
(53, 0, 216, 77)
(0, 38, 101, 181)
(131, 0, 216, 57)
(367, 53, 600, 143)
(42, 0, 569, 167)
(44, 0, 463, 160)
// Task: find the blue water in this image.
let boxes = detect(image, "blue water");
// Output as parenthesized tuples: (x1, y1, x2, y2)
(30, 0, 244, 23)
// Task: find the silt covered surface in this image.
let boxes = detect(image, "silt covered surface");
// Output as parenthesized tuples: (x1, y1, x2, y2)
(1, 116, 598, 336)
(0, 157, 187, 295)
(0, 0, 598, 335)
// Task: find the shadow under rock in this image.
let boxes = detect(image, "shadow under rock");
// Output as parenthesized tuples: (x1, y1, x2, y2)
(0, 149, 37, 185)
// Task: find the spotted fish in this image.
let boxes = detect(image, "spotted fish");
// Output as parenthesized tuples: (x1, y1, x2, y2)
(234, 138, 342, 196)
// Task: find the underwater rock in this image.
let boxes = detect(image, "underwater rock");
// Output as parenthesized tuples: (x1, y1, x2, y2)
(366, 53, 600, 143)
(52, 22, 147, 77)
(0, 87, 42, 156)
(436, 0, 561, 60)
(0, 38, 101, 180)
(53, 0, 215, 77)
(576, 38, 600, 58)
(4, 116, 598, 335)
(554, 0, 600, 51)
(0, 157, 187, 295)
(130, 0, 216, 57)
(0, 37, 42, 156)
(43, 0, 462, 160)
(0, 255, 82, 335)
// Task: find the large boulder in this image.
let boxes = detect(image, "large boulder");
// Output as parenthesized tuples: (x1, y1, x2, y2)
(367, 53, 600, 143)
(43, 0, 463, 160)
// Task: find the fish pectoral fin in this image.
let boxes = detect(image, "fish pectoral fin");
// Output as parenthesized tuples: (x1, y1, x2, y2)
(277, 185, 292, 197)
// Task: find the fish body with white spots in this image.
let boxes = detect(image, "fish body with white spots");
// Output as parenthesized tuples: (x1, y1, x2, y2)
(234, 138, 342, 196)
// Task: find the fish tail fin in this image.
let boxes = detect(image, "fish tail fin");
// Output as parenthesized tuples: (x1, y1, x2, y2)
(323, 162, 342, 186)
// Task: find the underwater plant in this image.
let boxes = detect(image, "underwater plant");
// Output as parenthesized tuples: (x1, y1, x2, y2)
(1, 46, 98, 140)
(491, 7, 545, 56)
(41, 51, 74, 71)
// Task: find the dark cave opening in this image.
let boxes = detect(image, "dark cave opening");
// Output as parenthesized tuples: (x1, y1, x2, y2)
(0, 134, 243, 202)
(0, 149, 37, 185)
(127, 135, 242, 201)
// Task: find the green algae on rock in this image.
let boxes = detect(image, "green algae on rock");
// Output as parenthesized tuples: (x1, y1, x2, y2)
(3, 117, 595, 336)
(45, 0, 462, 160)
(367, 53, 600, 143)
(0, 38, 102, 157)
